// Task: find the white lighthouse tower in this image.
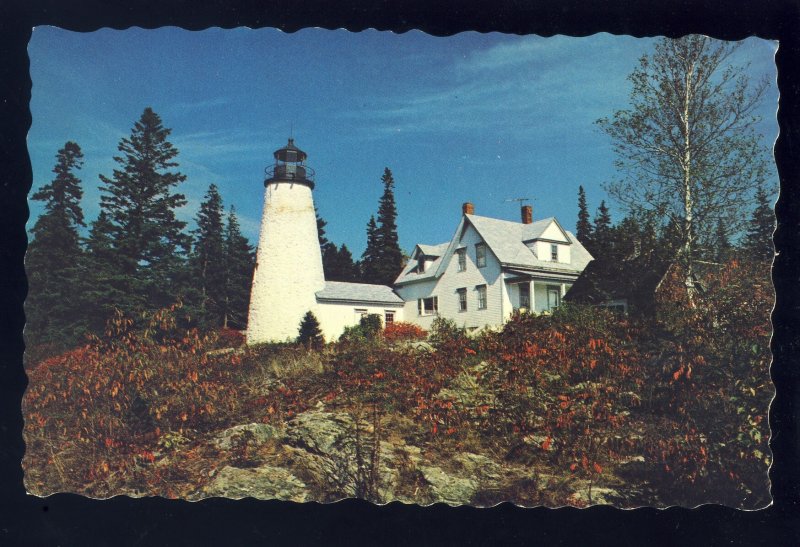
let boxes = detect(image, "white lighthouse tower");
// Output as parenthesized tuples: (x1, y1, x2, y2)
(246, 139, 325, 344)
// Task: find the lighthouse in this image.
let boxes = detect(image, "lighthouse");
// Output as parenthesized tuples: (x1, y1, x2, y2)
(246, 138, 325, 344)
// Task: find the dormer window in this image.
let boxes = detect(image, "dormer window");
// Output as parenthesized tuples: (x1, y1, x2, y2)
(476, 243, 487, 268)
(418, 255, 426, 273)
(551, 244, 559, 262)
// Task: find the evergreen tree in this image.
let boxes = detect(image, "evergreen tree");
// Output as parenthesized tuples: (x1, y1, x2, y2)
(223, 206, 255, 329)
(743, 183, 775, 261)
(316, 206, 335, 254)
(26, 141, 86, 347)
(375, 168, 404, 283)
(98, 107, 190, 313)
(591, 200, 613, 257)
(190, 184, 226, 327)
(369, 168, 404, 285)
(576, 185, 593, 247)
(711, 217, 734, 263)
(297, 310, 324, 350)
(360, 215, 379, 283)
(83, 211, 129, 333)
(323, 243, 361, 282)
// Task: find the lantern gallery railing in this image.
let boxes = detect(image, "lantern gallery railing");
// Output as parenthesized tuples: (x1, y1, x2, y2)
(264, 163, 316, 184)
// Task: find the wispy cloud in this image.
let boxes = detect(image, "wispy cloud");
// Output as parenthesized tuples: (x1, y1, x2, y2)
(336, 34, 637, 139)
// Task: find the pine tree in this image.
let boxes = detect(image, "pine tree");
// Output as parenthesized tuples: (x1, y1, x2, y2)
(375, 168, 404, 283)
(576, 185, 593, 247)
(316, 206, 335, 254)
(368, 168, 404, 285)
(591, 200, 613, 257)
(297, 310, 324, 350)
(361, 215, 379, 283)
(26, 141, 86, 347)
(323, 243, 360, 282)
(223, 206, 255, 329)
(711, 217, 734, 263)
(743, 183, 775, 261)
(190, 184, 226, 327)
(83, 211, 129, 333)
(98, 107, 190, 313)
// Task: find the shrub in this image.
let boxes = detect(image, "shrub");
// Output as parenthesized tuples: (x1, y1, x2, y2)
(383, 321, 427, 343)
(338, 313, 383, 343)
(22, 304, 247, 496)
(215, 327, 245, 349)
(297, 311, 325, 350)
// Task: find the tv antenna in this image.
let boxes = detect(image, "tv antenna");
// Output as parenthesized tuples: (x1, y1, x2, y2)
(504, 197, 532, 204)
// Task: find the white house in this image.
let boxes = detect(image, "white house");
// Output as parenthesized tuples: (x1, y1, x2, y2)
(393, 202, 593, 332)
(247, 140, 591, 345)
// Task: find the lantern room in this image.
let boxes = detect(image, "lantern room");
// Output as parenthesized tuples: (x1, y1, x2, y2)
(264, 138, 316, 189)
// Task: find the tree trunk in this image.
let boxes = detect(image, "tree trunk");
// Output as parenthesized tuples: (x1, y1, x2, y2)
(682, 58, 696, 304)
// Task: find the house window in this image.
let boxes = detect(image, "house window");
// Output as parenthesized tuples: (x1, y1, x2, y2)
(518, 282, 530, 309)
(551, 244, 559, 262)
(355, 308, 368, 322)
(476, 243, 487, 268)
(417, 255, 426, 273)
(457, 288, 467, 312)
(385, 310, 395, 324)
(546, 287, 561, 310)
(457, 248, 467, 272)
(476, 284, 487, 310)
(418, 296, 438, 316)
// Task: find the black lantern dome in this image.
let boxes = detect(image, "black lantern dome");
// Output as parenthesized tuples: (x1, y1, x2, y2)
(264, 138, 315, 189)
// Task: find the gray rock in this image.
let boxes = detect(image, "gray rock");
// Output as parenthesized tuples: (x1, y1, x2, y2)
(284, 409, 405, 502)
(203, 465, 307, 502)
(213, 423, 281, 450)
(419, 465, 478, 505)
(453, 452, 504, 483)
(285, 410, 356, 455)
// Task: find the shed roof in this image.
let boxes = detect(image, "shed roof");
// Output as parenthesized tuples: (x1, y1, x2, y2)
(316, 281, 404, 305)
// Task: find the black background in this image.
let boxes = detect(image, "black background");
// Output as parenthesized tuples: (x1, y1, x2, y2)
(1, 1, 799, 545)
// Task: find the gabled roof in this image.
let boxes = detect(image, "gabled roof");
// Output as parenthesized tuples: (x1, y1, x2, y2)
(316, 281, 404, 305)
(417, 243, 448, 257)
(464, 214, 591, 273)
(393, 242, 450, 284)
(395, 213, 593, 285)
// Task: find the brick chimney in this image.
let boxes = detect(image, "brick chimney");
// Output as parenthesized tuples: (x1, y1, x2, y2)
(462, 202, 475, 215)
(521, 204, 533, 224)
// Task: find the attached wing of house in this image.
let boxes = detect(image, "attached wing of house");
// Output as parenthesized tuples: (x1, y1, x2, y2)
(314, 281, 405, 342)
(394, 208, 593, 330)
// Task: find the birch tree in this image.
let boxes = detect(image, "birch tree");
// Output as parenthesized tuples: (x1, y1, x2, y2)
(597, 36, 770, 273)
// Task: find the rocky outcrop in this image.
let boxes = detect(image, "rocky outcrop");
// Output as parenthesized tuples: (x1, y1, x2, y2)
(419, 465, 478, 505)
(283, 408, 401, 502)
(203, 465, 307, 502)
(213, 422, 282, 450)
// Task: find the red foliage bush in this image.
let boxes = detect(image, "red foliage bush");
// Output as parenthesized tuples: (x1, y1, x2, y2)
(23, 304, 248, 496)
(215, 327, 246, 348)
(383, 321, 427, 343)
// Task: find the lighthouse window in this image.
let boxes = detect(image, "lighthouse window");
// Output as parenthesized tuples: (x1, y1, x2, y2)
(418, 296, 438, 316)
(475, 243, 487, 268)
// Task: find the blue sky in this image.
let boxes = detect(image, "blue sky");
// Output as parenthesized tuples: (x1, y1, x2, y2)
(27, 28, 778, 255)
